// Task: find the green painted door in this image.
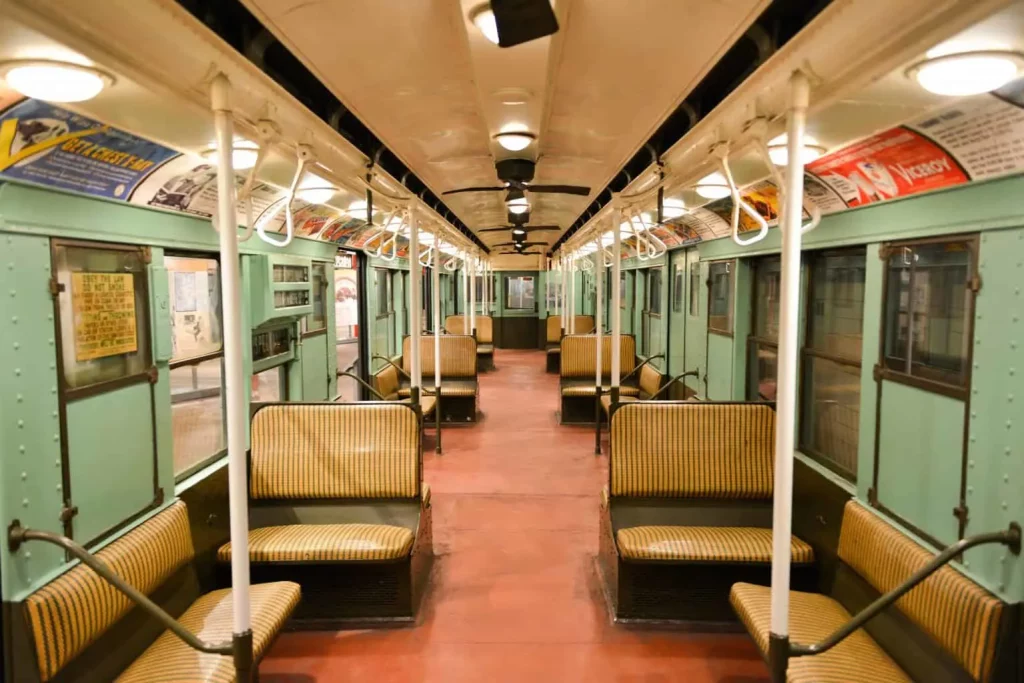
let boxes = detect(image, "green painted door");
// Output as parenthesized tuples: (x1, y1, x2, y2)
(300, 332, 330, 400)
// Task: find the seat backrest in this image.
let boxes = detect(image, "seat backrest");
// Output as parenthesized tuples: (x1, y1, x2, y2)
(573, 315, 596, 334)
(837, 501, 1005, 682)
(546, 315, 562, 343)
(402, 334, 477, 378)
(609, 402, 775, 499)
(560, 334, 636, 379)
(23, 502, 194, 682)
(638, 364, 663, 397)
(444, 314, 467, 336)
(250, 403, 420, 499)
(374, 364, 400, 400)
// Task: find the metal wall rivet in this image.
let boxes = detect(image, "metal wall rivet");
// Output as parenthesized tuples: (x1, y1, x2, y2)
(964, 561, 971, 568)
(48, 338, 54, 345)
(18, 445, 25, 453)
(1007, 420, 1013, 429)
(50, 387, 57, 394)
(12, 342, 19, 350)
(968, 460, 975, 468)
(20, 472, 27, 480)
(999, 583, 1005, 592)
(1009, 394, 1015, 403)
(1000, 555, 1007, 563)
(17, 419, 24, 428)
(56, 484, 61, 492)
(47, 313, 53, 321)
(51, 410, 57, 418)
(9, 290, 15, 297)
(967, 486, 974, 494)
(48, 362, 55, 370)
(14, 368, 21, 376)
(55, 460, 60, 467)
(24, 551, 31, 559)
(53, 434, 58, 442)
(10, 316, 16, 324)
(970, 435, 976, 443)
(15, 394, 22, 402)
(1001, 501, 1008, 510)
(6, 263, 11, 271)
(1004, 474, 1010, 482)
(1006, 447, 1012, 455)
(971, 411, 977, 418)
(21, 499, 28, 507)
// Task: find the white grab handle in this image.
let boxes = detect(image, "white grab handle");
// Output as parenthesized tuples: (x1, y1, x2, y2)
(753, 138, 821, 235)
(718, 155, 768, 247)
(256, 149, 309, 248)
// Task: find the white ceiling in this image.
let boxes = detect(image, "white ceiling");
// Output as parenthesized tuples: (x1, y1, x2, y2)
(240, 0, 769, 251)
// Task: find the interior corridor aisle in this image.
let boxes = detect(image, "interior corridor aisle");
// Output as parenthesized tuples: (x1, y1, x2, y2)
(261, 350, 769, 682)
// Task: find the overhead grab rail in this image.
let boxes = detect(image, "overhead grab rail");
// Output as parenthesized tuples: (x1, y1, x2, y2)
(255, 145, 314, 249)
(7, 525, 234, 657)
(784, 523, 1021, 662)
(712, 144, 769, 247)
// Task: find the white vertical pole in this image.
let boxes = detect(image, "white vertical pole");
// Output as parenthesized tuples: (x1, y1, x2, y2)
(561, 255, 568, 334)
(462, 252, 469, 321)
(594, 235, 605, 453)
(569, 256, 576, 334)
(611, 200, 622, 391)
(769, 71, 811, 675)
(210, 73, 251, 674)
(409, 207, 422, 391)
(432, 234, 442, 449)
(469, 252, 477, 335)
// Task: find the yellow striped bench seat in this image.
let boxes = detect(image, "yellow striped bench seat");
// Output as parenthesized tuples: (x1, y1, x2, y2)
(116, 582, 301, 683)
(218, 524, 415, 563)
(730, 583, 911, 683)
(563, 384, 641, 397)
(399, 381, 476, 398)
(618, 526, 815, 563)
(419, 395, 437, 417)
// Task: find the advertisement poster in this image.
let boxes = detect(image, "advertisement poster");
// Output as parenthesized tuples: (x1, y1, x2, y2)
(71, 272, 138, 361)
(0, 99, 179, 199)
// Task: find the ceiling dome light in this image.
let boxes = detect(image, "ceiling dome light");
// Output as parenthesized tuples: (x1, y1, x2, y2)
(470, 4, 500, 45)
(296, 174, 338, 204)
(766, 134, 826, 166)
(511, 227, 526, 235)
(494, 131, 536, 151)
(908, 50, 1024, 97)
(662, 197, 687, 219)
(506, 193, 529, 215)
(696, 172, 731, 200)
(0, 59, 113, 103)
(202, 138, 260, 170)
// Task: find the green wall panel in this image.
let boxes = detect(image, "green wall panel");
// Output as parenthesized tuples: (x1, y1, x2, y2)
(684, 254, 707, 396)
(300, 334, 331, 401)
(0, 233, 64, 599)
(667, 252, 687, 377)
(964, 227, 1024, 600)
(706, 334, 733, 400)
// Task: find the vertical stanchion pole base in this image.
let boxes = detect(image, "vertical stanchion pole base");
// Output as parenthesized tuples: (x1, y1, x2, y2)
(232, 630, 254, 683)
(768, 633, 789, 683)
(435, 396, 442, 454)
(594, 386, 603, 455)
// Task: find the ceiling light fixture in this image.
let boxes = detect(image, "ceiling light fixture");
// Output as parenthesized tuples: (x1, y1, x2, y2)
(506, 188, 530, 215)
(695, 172, 731, 200)
(202, 138, 261, 170)
(470, 4, 500, 45)
(766, 134, 826, 166)
(296, 174, 338, 204)
(1, 59, 114, 103)
(494, 131, 536, 152)
(908, 50, 1024, 97)
(512, 227, 526, 235)
(662, 197, 687, 219)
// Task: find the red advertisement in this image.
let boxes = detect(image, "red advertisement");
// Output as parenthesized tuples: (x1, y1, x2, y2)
(807, 127, 968, 208)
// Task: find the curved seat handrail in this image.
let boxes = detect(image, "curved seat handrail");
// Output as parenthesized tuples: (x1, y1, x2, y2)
(620, 353, 665, 384)
(647, 369, 700, 400)
(787, 524, 1021, 660)
(7, 525, 233, 656)
(371, 354, 437, 396)
(335, 370, 385, 401)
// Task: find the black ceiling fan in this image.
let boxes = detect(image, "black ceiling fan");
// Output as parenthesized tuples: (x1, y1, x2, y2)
(497, 250, 544, 255)
(443, 159, 590, 198)
(491, 241, 547, 248)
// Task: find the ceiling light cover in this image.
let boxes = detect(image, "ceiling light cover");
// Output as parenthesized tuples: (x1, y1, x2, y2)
(471, 5, 500, 45)
(766, 134, 826, 166)
(495, 132, 535, 151)
(662, 198, 687, 219)
(909, 50, 1024, 97)
(507, 195, 529, 214)
(1, 60, 113, 103)
(202, 139, 260, 170)
(696, 172, 731, 200)
(297, 174, 337, 204)
(512, 227, 526, 235)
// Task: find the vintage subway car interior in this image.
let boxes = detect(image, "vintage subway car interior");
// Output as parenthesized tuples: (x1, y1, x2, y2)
(0, 0, 1022, 681)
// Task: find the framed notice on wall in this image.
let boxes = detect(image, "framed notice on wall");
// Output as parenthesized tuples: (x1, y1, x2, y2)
(70, 272, 138, 361)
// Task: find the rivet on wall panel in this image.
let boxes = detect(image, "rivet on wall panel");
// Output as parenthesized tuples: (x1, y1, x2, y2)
(14, 368, 20, 376)
(51, 411, 57, 418)
(1012, 341, 1019, 350)
(968, 460, 975, 468)
(1006, 420, 1012, 429)
(971, 411, 977, 418)
(54, 460, 59, 467)
(6, 263, 11, 271)
(1001, 501, 1008, 510)
(48, 362, 55, 370)
(15, 394, 22, 402)
(52, 434, 58, 442)
(20, 472, 26, 480)
(11, 316, 16, 324)
(1006, 447, 1012, 455)
(17, 420, 24, 428)
(9, 290, 15, 297)
(12, 342, 19, 350)
(50, 387, 56, 394)
(56, 484, 61, 492)
(24, 551, 30, 559)
(1004, 474, 1010, 482)
(1009, 394, 1015, 403)
(21, 499, 28, 507)
(18, 445, 24, 453)
(964, 561, 971, 568)
(967, 486, 974, 495)
(47, 314, 52, 321)
(970, 434, 976, 443)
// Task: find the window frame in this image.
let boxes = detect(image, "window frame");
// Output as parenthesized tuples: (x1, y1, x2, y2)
(374, 267, 392, 319)
(707, 259, 735, 336)
(648, 267, 663, 317)
(798, 247, 867, 482)
(301, 260, 330, 338)
(504, 274, 536, 310)
(672, 263, 684, 314)
(688, 262, 700, 317)
(165, 250, 228, 481)
(746, 256, 781, 402)
(876, 234, 978, 400)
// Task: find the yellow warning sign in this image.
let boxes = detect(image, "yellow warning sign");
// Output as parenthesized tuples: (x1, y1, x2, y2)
(71, 272, 138, 361)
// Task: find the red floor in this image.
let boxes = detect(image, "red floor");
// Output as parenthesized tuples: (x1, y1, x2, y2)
(261, 349, 770, 682)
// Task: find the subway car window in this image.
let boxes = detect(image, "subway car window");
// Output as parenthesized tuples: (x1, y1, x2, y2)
(748, 257, 780, 401)
(506, 275, 535, 309)
(303, 261, 328, 334)
(707, 261, 734, 334)
(800, 249, 866, 480)
(166, 255, 225, 477)
(672, 263, 684, 313)
(883, 240, 973, 387)
(648, 268, 663, 315)
(688, 262, 700, 316)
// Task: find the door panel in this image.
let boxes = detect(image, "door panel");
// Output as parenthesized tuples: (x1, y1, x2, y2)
(301, 333, 330, 400)
(68, 383, 157, 545)
(668, 254, 687, 377)
(683, 252, 707, 396)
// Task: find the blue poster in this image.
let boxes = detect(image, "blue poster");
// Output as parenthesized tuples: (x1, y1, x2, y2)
(0, 98, 180, 200)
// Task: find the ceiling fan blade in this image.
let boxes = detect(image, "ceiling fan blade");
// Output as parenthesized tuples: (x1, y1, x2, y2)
(520, 227, 559, 231)
(442, 186, 505, 195)
(478, 227, 513, 233)
(521, 241, 547, 246)
(525, 184, 591, 196)
(491, 0, 559, 48)
(491, 242, 516, 247)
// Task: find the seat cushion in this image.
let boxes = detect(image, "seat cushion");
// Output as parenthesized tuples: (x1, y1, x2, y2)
(399, 381, 476, 398)
(562, 383, 641, 397)
(617, 526, 815, 563)
(218, 524, 415, 563)
(600, 395, 639, 415)
(477, 344, 494, 355)
(418, 395, 437, 417)
(730, 583, 911, 683)
(116, 582, 300, 683)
